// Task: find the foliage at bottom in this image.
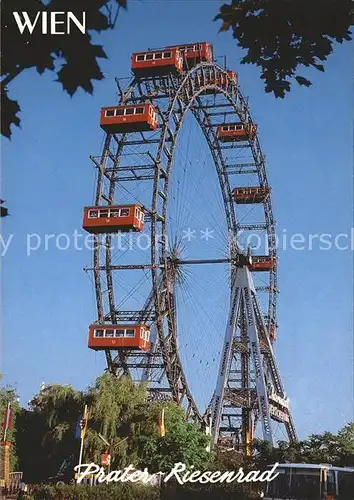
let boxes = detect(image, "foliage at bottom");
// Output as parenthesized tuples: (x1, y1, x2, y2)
(27, 482, 260, 500)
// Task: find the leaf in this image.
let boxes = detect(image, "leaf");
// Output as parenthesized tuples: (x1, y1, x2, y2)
(219, 21, 232, 32)
(1, 90, 21, 139)
(312, 63, 325, 72)
(216, 0, 352, 97)
(295, 76, 312, 87)
(55, 42, 106, 96)
(35, 52, 56, 75)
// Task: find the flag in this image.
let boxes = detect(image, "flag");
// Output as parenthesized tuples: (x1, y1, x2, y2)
(80, 405, 89, 440)
(158, 408, 165, 437)
(101, 453, 111, 466)
(74, 415, 82, 439)
(0, 206, 9, 218)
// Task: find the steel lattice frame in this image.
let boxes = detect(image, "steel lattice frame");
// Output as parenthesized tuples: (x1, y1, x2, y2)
(88, 59, 296, 449)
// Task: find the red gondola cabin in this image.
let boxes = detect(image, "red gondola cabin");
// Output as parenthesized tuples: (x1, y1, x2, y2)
(88, 324, 151, 351)
(233, 187, 270, 204)
(167, 42, 213, 68)
(217, 123, 257, 142)
(100, 104, 158, 134)
(132, 48, 183, 76)
(83, 204, 144, 234)
(249, 256, 276, 272)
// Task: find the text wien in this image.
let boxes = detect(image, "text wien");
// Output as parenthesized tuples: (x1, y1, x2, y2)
(12, 12, 86, 35)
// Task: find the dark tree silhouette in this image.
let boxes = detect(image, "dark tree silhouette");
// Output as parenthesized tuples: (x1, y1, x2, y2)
(1, 0, 353, 138)
(0, 200, 9, 217)
(1, 0, 125, 138)
(216, 0, 353, 97)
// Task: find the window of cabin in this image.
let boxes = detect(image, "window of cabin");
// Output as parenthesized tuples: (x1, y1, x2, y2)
(235, 124, 243, 131)
(88, 210, 99, 218)
(229, 126, 235, 131)
(110, 210, 119, 218)
(154, 53, 163, 59)
(105, 109, 115, 117)
(135, 107, 144, 115)
(125, 108, 134, 115)
(146, 331, 150, 341)
(116, 329, 125, 337)
(119, 208, 129, 217)
(135, 208, 139, 218)
(136, 55, 145, 61)
(100, 210, 109, 218)
(222, 126, 228, 131)
(94, 329, 104, 338)
(105, 329, 114, 338)
(140, 211, 144, 222)
(146, 54, 153, 60)
(125, 329, 135, 338)
(163, 52, 171, 59)
(140, 328, 143, 339)
(115, 108, 124, 116)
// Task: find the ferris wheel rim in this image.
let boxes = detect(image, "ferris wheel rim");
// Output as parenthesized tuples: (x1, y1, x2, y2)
(91, 60, 278, 422)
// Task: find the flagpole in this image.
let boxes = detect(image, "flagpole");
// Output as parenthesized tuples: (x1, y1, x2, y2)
(158, 407, 166, 437)
(78, 435, 84, 473)
(77, 404, 87, 483)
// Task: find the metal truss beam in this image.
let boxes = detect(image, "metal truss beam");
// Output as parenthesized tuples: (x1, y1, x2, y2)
(211, 263, 296, 449)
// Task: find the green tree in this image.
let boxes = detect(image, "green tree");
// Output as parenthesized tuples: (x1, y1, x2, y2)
(84, 373, 148, 468)
(17, 383, 85, 481)
(83, 375, 210, 472)
(337, 423, 354, 465)
(132, 401, 210, 472)
(252, 423, 354, 468)
(14, 374, 210, 480)
(16, 406, 49, 482)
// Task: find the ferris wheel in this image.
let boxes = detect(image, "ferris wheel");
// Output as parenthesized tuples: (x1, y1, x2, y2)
(83, 42, 297, 452)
